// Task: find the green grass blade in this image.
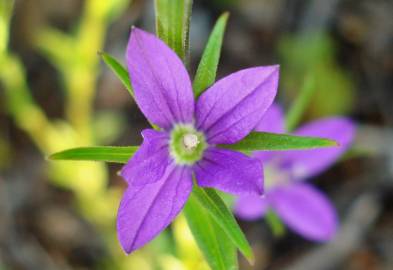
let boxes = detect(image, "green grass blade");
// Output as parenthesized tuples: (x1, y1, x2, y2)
(222, 131, 337, 152)
(49, 146, 138, 163)
(193, 12, 229, 97)
(193, 186, 254, 263)
(184, 195, 238, 270)
(100, 52, 134, 97)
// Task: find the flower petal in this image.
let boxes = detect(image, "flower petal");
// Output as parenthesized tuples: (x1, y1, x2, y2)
(117, 165, 192, 253)
(126, 28, 194, 129)
(269, 183, 338, 241)
(120, 129, 169, 186)
(195, 66, 279, 144)
(194, 147, 263, 195)
(234, 195, 268, 221)
(253, 103, 285, 162)
(282, 118, 356, 180)
(254, 103, 285, 134)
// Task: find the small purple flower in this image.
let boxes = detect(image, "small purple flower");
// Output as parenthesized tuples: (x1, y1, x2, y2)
(117, 28, 279, 253)
(234, 104, 356, 241)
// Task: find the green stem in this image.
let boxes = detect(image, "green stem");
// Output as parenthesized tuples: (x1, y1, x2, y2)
(265, 211, 285, 237)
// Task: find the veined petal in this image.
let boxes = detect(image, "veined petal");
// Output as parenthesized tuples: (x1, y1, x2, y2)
(194, 147, 263, 195)
(253, 103, 285, 162)
(234, 195, 268, 221)
(269, 183, 338, 241)
(195, 66, 279, 144)
(117, 165, 192, 254)
(281, 118, 356, 180)
(120, 129, 169, 186)
(126, 28, 194, 129)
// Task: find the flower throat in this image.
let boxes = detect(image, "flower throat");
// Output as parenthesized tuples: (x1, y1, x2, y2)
(169, 124, 207, 165)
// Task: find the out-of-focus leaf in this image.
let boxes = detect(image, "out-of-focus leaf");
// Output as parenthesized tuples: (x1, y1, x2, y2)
(279, 33, 354, 117)
(193, 12, 229, 97)
(154, 0, 193, 61)
(193, 186, 254, 263)
(265, 211, 285, 237)
(49, 146, 137, 163)
(184, 195, 238, 270)
(100, 52, 134, 97)
(285, 75, 316, 132)
(222, 131, 337, 152)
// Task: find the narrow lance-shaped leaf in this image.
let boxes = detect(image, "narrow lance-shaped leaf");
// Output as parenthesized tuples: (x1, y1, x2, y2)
(154, 0, 192, 61)
(221, 131, 337, 153)
(184, 195, 238, 270)
(99, 52, 159, 130)
(285, 74, 316, 131)
(99, 52, 134, 97)
(49, 146, 138, 163)
(193, 12, 229, 97)
(192, 186, 254, 263)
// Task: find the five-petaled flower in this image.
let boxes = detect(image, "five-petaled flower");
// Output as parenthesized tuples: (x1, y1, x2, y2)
(234, 104, 355, 241)
(117, 28, 279, 253)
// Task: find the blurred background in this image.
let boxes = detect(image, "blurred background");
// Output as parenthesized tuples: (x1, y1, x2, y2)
(0, 0, 392, 269)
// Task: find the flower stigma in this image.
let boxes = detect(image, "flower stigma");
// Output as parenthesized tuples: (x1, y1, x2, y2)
(169, 124, 207, 165)
(183, 133, 199, 150)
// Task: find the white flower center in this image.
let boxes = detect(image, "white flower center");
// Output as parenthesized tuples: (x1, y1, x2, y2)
(183, 133, 199, 150)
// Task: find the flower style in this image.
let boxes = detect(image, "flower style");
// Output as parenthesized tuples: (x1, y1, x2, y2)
(234, 104, 355, 241)
(117, 28, 279, 253)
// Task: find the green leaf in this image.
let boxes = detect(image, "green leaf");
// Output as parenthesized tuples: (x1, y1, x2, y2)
(193, 12, 229, 97)
(154, 0, 193, 61)
(192, 186, 254, 263)
(221, 131, 337, 152)
(285, 75, 316, 131)
(184, 195, 238, 270)
(49, 146, 137, 163)
(99, 52, 134, 97)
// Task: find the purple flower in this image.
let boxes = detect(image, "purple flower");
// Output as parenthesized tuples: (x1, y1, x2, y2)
(117, 28, 279, 253)
(234, 104, 356, 241)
